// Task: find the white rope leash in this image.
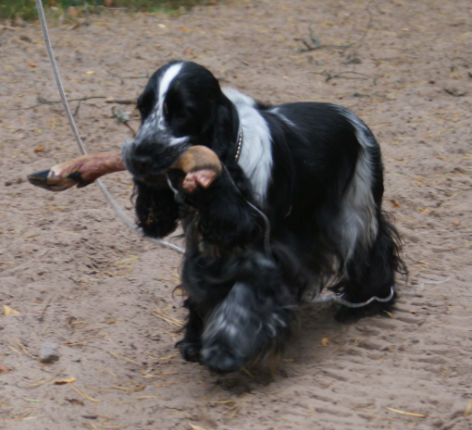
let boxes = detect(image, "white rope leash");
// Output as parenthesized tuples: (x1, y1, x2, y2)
(311, 287, 395, 308)
(35, 0, 184, 254)
(35, 2, 397, 307)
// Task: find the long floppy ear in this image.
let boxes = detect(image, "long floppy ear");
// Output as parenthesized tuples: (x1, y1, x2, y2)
(134, 177, 179, 238)
(209, 95, 240, 162)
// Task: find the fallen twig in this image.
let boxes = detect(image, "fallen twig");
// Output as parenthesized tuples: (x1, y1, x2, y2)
(111, 106, 136, 136)
(152, 307, 184, 329)
(419, 276, 454, 285)
(20, 95, 106, 110)
(295, 35, 353, 52)
(105, 98, 135, 105)
(386, 406, 425, 418)
(21, 96, 135, 110)
(70, 385, 101, 403)
(0, 24, 17, 31)
(313, 70, 375, 83)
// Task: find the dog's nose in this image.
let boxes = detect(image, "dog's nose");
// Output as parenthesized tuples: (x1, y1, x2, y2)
(122, 137, 155, 176)
(130, 153, 153, 175)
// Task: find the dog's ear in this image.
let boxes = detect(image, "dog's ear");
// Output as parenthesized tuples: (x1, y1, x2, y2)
(134, 178, 179, 238)
(209, 96, 239, 161)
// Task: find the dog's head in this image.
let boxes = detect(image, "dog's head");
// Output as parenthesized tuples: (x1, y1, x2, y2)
(122, 61, 227, 184)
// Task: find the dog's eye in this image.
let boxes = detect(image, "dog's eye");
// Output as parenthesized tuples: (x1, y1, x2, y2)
(163, 102, 169, 116)
(137, 90, 155, 121)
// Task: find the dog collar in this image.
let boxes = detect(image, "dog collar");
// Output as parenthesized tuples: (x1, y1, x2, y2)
(234, 128, 243, 162)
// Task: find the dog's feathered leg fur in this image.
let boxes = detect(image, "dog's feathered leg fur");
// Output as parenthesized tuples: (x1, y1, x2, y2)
(176, 165, 296, 373)
(334, 210, 405, 321)
(199, 252, 295, 373)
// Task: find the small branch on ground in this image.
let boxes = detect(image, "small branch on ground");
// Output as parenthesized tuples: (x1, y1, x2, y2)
(0, 24, 17, 31)
(20, 95, 107, 110)
(313, 70, 375, 83)
(104, 98, 136, 105)
(295, 35, 353, 52)
(111, 106, 136, 136)
(295, 27, 354, 53)
(19, 96, 135, 110)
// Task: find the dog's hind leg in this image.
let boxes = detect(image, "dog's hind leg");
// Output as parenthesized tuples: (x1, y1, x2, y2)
(335, 211, 404, 321)
(199, 254, 294, 373)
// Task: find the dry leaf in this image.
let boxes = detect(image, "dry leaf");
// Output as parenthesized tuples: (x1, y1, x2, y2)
(465, 400, 472, 417)
(66, 316, 77, 326)
(321, 337, 330, 347)
(389, 199, 401, 208)
(116, 256, 138, 265)
(65, 398, 84, 406)
(188, 423, 207, 430)
(3, 305, 20, 316)
(0, 365, 10, 374)
(67, 6, 80, 17)
(53, 376, 76, 385)
(33, 145, 45, 153)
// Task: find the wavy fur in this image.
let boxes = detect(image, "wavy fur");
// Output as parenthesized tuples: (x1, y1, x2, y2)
(122, 61, 405, 372)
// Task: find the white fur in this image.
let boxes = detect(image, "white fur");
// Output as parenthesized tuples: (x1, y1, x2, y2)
(337, 107, 378, 264)
(132, 63, 185, 148)
(202, 282, 262, 345)
(156, 62, 183, 132)
(269, 106, 296, 128)
(222, 87, 257, 108)
(223, 87, 273, 204)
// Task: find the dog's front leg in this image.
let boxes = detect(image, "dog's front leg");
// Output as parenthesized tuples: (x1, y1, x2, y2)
(199, 253, 295, 373)
(182, 170, 260, 250)
(176, 299, 203, 362)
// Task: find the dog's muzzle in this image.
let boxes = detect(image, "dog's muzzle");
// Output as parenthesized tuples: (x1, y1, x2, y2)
(122, 136, 188, 183)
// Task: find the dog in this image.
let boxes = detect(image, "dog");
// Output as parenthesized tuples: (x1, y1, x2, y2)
(121, 61, 405, 373)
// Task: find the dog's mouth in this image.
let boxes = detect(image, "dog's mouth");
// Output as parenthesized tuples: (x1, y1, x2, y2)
(121, 139, 189, 185)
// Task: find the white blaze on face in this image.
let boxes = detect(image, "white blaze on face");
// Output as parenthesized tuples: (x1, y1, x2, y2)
(156, 62, 183, 132)
(133, 62, 187, 150)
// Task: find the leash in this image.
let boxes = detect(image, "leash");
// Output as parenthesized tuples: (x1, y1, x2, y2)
(35, 1, 396, 307)
(311, 286, 395, 308)
(35, 0, 184, 254)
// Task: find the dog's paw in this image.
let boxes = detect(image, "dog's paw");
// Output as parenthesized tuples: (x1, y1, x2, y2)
(200, 343, 243, 374)
(176, 340, 201, 362)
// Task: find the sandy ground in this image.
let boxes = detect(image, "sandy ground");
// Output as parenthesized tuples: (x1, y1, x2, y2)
(1, 0, 471, 429)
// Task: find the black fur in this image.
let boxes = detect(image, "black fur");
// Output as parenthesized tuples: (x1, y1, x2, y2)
(121, 61, 405, 373)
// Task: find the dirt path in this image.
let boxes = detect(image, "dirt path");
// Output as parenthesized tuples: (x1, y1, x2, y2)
(1, 1, 471, 429)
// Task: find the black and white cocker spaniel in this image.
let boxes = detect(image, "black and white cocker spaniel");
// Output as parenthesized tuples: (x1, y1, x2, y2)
(122, 61, 404, 373)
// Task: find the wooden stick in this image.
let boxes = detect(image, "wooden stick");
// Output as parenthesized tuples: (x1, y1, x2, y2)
(27, 146, 222, 192)
(28, 151, 124, 191)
